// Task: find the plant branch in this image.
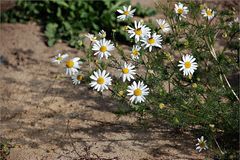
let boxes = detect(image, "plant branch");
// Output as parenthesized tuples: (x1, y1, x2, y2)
(204, 37, 239, 102)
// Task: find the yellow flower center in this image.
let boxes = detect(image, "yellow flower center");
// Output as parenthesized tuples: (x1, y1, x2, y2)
(97, 77, 105, 85)
(100, 46, 107, 52)
(159, 103, 165, 109)
(123, 11, 129, 15)
(135, 28, 142, 36)
(206, 9, 212, 16)
(199, 141, 205, 148)
(122, 68, 129, 74)
(134, 88, 142, 96)
(148, 38, 155, 44)
(159, 24, 164, 29)
(184, 61, 191, 69)
(57, 57, 63, 61)
(192, 83, 197, 88)
(177, 8, 183, 14)
(77, 75, 83, 81)
(66, 60, 74, 68)
(132, 49, 139, 56)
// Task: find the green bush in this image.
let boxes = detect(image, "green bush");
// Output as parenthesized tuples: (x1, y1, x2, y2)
(0, 0, 155, 47)
(76, 1, 238, 158)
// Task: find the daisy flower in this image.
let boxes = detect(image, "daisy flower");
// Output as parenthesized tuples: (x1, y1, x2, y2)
(117, 5, 136, 21)
(196, 136, 208, 152)
(128, 21, 151, 42)
(120, 62, 136, 82)
(92, 38, 115, 59)
(85, 33, 97, 42)
(141, 33, 163, 52)
(98, 30, 106, 38)
(156, 19, 171, 33)
(127, 81, 149, 103)
(71, 72, 83, 85)
(65, 57, 82, 76)
(201, 8, 216, 20)
(178, 54, 198, 76)
(229, 17, 239, 27)
(51, 52, 68, 64)
(234, 17, 239, 23)
(90, 69, 112, 92)
(174, 2, 189, 20)
(131, 45, 141, 60)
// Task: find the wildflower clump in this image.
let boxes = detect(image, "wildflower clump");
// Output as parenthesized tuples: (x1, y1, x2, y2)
(51, 2, 239, 158)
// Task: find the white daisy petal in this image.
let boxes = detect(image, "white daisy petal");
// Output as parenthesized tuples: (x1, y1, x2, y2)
(178, 54, 198, 76)
(156, 19, 171, 33)
(201, 8, 215, 20)
(65, 57, 82, 76)
(92, 38, 114, 59)
(120, 62, 136, 82)
(127, 81, 149, 103)
(85, 33, 97, 42)
(196, 136, 208, 152)
(117, 5, 135, 21)
(128, 21, 151, 42)
(141, 33, 162, 52)
(89, 69, 112, 92)
(174, 2, 188, 20)
(51, 52, 69, 64)
(71, 72, 83, 85)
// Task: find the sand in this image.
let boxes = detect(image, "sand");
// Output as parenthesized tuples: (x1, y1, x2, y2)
(0, 21, 209, 160)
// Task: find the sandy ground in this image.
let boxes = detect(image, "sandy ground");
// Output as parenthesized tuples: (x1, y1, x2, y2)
(0, 22, 209, 160)
(1, 0, 239, 159)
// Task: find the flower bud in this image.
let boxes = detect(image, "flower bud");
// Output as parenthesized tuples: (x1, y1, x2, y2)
(192, 83, 197, 88)
(159, 103, 165, 109)
(118, 90, 124, 97)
